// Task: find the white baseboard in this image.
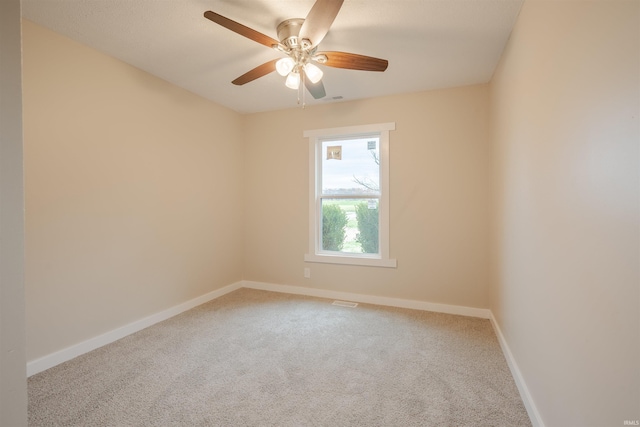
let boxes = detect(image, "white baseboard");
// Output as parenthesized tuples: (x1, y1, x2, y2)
(489, 311, 545, 427)
(27, 281, 243, 377)
(242, 280, 491, 319)
(28, 279, 540, 427)
(26, 279, 495, 377)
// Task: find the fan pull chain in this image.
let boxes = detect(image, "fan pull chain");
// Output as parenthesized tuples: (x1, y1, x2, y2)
(296, 71, 306, 109)
(302, 72, 306, 109)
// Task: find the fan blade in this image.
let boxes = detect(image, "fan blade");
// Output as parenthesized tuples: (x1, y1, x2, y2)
(204, 11, 279, 48)
(299, 0, 344, 48)
(317, 51, 388, 72)
(232, 59, 278, 85)
(305, 78, 326, 99)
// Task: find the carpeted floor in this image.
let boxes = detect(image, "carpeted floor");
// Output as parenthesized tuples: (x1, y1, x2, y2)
(28, 288, 532, 426)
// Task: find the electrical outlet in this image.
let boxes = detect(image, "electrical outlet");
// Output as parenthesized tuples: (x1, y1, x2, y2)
(304, 268, 311, 278)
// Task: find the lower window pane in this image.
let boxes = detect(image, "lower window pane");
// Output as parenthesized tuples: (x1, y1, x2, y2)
(321, 199, 379, 254)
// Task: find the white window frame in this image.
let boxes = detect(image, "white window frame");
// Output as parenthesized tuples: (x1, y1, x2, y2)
(304, 122, 397, 268)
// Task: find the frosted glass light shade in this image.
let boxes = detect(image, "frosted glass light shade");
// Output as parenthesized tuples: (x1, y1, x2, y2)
(276, 57, 295, 76)
(285, 71, 300, 89)
(304, 63, 323, 84)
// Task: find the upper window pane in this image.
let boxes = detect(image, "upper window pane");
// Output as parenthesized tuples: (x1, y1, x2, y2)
(321, 137, 380, 196)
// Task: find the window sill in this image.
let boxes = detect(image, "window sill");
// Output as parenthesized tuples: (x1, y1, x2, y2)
(304, 253, 397, 268)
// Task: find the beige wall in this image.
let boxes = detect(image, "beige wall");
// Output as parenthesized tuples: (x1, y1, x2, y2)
(1, 0, 28, 425)
(23, 18, 493, 369)
(243, 86, 492, 308)
(490, 1, 639, 426)
(22, 20, 245, 361)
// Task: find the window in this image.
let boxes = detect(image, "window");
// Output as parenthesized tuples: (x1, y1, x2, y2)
(304, 123, 396, 267)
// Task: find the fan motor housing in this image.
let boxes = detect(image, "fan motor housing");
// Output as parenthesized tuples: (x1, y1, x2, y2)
(277, 18, 305, 48)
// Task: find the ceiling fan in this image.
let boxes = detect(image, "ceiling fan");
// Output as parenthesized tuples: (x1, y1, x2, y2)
(203, 0, 388, 100)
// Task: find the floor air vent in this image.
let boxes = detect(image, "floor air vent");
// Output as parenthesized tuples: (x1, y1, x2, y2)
(332, 300, 358, 308)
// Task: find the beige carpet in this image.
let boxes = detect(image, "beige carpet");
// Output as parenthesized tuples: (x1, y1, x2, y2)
(28, 288, 531, 426)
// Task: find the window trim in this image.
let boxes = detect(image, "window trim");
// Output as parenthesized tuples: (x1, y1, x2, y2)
(304, 122, 397, 268)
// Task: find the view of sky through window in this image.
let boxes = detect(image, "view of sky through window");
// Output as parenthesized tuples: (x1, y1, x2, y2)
(321, 137, 380, 194)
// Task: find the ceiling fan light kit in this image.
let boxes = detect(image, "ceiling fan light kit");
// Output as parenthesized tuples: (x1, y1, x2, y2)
(275, 57, 295, 76)
(303, 63, 323, 84)
(275, 57, 322, 87)
(285, 71, 301, 90)
(203, 0, 388, 104)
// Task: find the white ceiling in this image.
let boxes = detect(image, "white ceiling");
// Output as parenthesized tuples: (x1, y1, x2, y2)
(21, 0, 524, 114)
